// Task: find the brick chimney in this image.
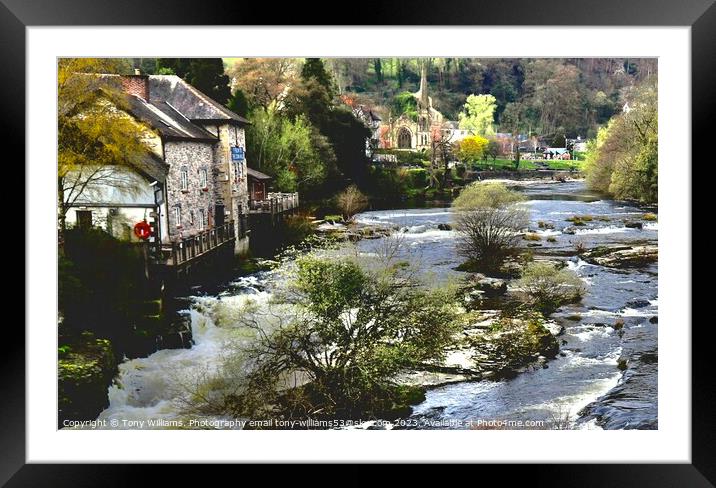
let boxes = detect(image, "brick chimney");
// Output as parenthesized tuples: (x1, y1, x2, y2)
(121, 69, 150, 101)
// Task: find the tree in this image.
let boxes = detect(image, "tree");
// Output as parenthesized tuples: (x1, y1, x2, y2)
(458, 94, 497, 136)
(455, 135, 489, 164)
(452, 182, 529, 271)
(516, 262, 586, 315)
(186, 58, 231, 105)
(245, 104, 328, 194)
(155, 58, 231, 104)
(58, 58, 153, 246)
(223, 255, 460, 419)
(485, 139, 501, 162)
(227, 88, 250, 118)
(226, 58, 298, 110)
(585, 81, 657, 203)
(301, 58, 335, 96)
(335, 185, 369, 221)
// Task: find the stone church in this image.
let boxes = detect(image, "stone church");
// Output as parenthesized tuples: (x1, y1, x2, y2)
(382, 62, 445, 151)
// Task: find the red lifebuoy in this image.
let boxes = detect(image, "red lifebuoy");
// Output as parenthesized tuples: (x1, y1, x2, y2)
(134, 220, 152, 240)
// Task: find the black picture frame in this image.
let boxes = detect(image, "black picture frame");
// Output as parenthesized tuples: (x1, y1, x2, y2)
(4, 0, 711, 483)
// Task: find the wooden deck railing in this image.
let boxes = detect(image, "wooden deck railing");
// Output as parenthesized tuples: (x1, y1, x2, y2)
(249, 192, 299, 214)
(165, 221, 235, 265)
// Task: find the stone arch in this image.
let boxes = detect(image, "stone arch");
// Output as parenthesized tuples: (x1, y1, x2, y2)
(397, 127, 412, 149)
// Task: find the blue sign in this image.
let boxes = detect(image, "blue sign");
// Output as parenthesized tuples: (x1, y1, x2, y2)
(231, 146, 245, 161)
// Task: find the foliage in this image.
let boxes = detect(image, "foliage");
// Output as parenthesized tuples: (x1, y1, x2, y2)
(452, 182, 528, 271)
(226, 255, 461, 420)
(246, 105, 328, 193)
(60, 228, 146, 336)
(390, 91, 419, 120)
(226, 58, 299, 110)
(516, 262, 586, 315)
(458, 94, 497, 136)
(335, 185, 369, 221)
(485, 139, 501, 161)
(156, 58, 231, 104)
(584, 81, 658, 203)
(455, 135, 489, 163)
(57, 58, 153, 233)
(227, 88, 250, 117)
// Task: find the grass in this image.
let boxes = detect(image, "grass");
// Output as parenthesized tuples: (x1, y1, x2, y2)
(546, 236, 557, 243)
(523, 233, 542, 241)
(323, 214, 344, 223)
(566, 215, 594, 226)
(642, 213, 658, 221)
(468, 159, 584, 172)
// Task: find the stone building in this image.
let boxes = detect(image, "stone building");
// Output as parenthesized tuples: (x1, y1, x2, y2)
(381, 62, 446, 151)
(64, 71, 253, 257)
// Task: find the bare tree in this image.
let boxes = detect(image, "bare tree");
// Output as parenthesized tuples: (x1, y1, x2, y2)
(452, 182, 528, 271)
(336, 185, 369, 222)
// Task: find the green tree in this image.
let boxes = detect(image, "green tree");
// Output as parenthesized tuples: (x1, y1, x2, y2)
(246, 104, 328, 194)
(516, 262, 586, 315)
(458, 94, 497, 136)
(452, 182, 529, 271)
(225, 255, 460, 419)
(186, 58, 231, 105)
(301, 58, 335, 96)
(584, 81, 657, 203)
(57, 58, 152, 244)
(227, 88, 250, 117)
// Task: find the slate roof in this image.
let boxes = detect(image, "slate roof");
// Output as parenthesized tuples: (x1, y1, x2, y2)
(133, 152, 170, 183)
(247, 167, 273, 180)
(126, 96, 217, 142)
(148, 75, 250, 125)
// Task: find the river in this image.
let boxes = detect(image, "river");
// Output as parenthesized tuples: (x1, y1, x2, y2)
(95, 180, 658, 430)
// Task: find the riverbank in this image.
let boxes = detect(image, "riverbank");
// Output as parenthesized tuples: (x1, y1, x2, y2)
(82, 179, 657, 430)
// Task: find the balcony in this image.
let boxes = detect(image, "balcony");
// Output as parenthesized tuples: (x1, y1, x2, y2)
(161, 221, 235, 266)
(248, 192, 299, 215)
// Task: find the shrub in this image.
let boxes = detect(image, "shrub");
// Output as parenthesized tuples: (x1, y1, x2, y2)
(523, 233, 541, 241)
(642, 213, 657, 221)
(406, 168, 428, 188)
(335, 185, 369, 221)
(516, 262, 586, 315)
(226, 256, 461, 420)
(452, 182, 528, 272)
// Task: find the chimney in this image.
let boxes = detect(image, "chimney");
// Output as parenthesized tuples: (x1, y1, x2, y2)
(121, 69, 150, 101)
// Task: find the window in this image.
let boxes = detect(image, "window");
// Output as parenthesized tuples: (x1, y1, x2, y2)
(198, 208, 206, 230)
(189, 210, 194, 225)
(199, 168, 207, 189)
(180, 168, 189, 190)
(76, 210, 92, 229)
(174, 207, 181, 227)
(233, 160, 243, 183)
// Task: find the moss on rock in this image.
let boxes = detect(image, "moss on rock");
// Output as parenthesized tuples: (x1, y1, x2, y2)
(58, 333, 117, 427)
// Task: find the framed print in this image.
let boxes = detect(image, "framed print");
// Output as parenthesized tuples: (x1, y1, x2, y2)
(4, 0, 713, 483)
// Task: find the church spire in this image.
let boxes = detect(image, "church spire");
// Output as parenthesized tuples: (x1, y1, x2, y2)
(419, 59, 429, 107)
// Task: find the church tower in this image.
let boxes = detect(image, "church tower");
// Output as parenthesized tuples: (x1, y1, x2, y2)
(415, 59, 432, 149)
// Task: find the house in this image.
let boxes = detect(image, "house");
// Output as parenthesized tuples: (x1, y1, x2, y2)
(246, 168, 299, 214)
(63, 70, 285, 267)
(542, 148, 571, 160)
(350, 102, 382, 157)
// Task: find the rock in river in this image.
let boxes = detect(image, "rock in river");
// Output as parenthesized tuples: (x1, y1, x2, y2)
(582, 245, 657, 268)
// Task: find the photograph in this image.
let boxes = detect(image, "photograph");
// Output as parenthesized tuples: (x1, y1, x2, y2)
(56, 56, 659, 432)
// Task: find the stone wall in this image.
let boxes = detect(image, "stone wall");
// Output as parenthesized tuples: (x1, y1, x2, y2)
(201, 122, 250, 254)
(164, 140, 217, 241)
